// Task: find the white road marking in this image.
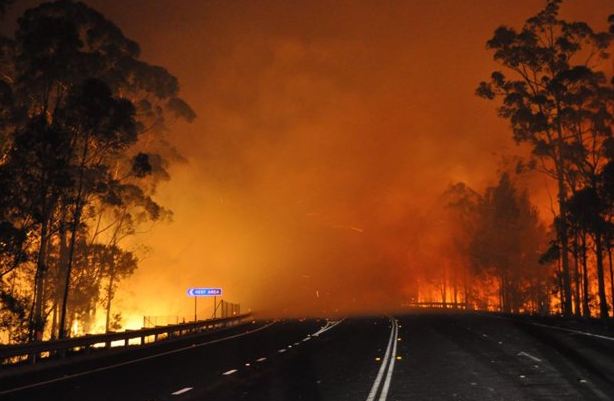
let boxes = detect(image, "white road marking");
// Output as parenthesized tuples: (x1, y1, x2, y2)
(222, 369, 238, 376)
(256, 357, 267, 362)
(171, 387, 193, 395)
(529, 322, 614, 342)
(366, 318, 396, 401)
(312, 319, 343, 337)
(485, 313, 614, 342)
(0, 322, 277, 396)
(378, 319, 399, 401)
(482, 314, 613, 401)
(517, 351, 542, 363)
(278, 348, 286, 353)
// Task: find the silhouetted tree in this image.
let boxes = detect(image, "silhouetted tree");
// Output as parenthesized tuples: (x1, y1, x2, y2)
(0, 0, 194, 342)
(477, 0, 612, 316)
(445, 174, 548, 313)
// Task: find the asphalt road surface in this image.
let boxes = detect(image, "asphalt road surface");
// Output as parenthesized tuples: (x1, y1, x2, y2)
(2, 313, 614, 401)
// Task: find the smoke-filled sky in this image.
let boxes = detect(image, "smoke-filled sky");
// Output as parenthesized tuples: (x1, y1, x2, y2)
(9, 0, 612, 322)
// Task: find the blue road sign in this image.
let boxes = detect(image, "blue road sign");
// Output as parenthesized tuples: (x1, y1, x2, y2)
(187, 288, 223, 297)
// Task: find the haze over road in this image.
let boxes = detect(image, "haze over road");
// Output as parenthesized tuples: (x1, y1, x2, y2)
(3, 312, 614, 401)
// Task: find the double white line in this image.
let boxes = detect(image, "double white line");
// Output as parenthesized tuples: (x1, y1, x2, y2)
(366, 317, 399, 401)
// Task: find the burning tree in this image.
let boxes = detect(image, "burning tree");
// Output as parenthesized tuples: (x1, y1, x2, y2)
(0, 0, 194, 342)
(477, 0, 613, 318)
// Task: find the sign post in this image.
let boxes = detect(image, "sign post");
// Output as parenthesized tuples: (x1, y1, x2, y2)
(187, 288, 223, 322)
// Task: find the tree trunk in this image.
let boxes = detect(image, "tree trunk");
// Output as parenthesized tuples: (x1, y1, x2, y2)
(554, 114, 573, 317)
(54, 216, 69, 339)
(58, 205, 82, 339)
(608, 245, 613, 318)
(50, 302, 58, 340)
(452, 268, 458, 308)
(105, 269, 115, 332)
(556, 194, 572, 316)
(500, 272, 507, 313)
(594, 233, 608, 319)
(573, 232, 581, 317)
(58, 140, 90, 339)
(31, 221, 49, 342)
(463, 268, 470, 310)
(556, 254, 564, 315)
(441, 276, 447, 308)
(581, 232, 591, 317)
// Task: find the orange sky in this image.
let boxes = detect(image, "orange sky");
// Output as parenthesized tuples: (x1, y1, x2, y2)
(10, 0, 611, 323)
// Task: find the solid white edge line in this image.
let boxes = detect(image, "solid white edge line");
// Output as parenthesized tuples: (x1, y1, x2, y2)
(530, 322, 614, 342)
(0, 321, 277, 395)
(366, 317, 396, 401)
(378, 320, 398, 401)
(171, 387, 193, 395)
(484, 313, 614, 342)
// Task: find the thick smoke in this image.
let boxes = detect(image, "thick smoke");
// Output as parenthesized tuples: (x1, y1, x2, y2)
(64, 0, 613, 323)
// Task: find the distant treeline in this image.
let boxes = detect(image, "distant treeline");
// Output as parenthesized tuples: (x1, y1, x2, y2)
(438, 1, 614, 318)
(0, 1, 194, 343)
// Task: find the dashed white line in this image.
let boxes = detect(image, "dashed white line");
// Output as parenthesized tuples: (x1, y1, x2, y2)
(278, 348, 287, 353)
(171, 387, 193, 395)
(517, 351, 542, 363)
(256, 357, 267, 362)
(222, 369, 238, 376)
(0, 322, 277, 396)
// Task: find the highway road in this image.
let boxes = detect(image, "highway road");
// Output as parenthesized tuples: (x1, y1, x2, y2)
(2, 313, 614, 401)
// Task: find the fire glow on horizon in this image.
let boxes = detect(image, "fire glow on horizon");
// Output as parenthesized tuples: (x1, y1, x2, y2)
(11, 0, 606, 324)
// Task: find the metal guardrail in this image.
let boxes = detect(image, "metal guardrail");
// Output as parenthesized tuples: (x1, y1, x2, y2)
(0, 313, 252, 365)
